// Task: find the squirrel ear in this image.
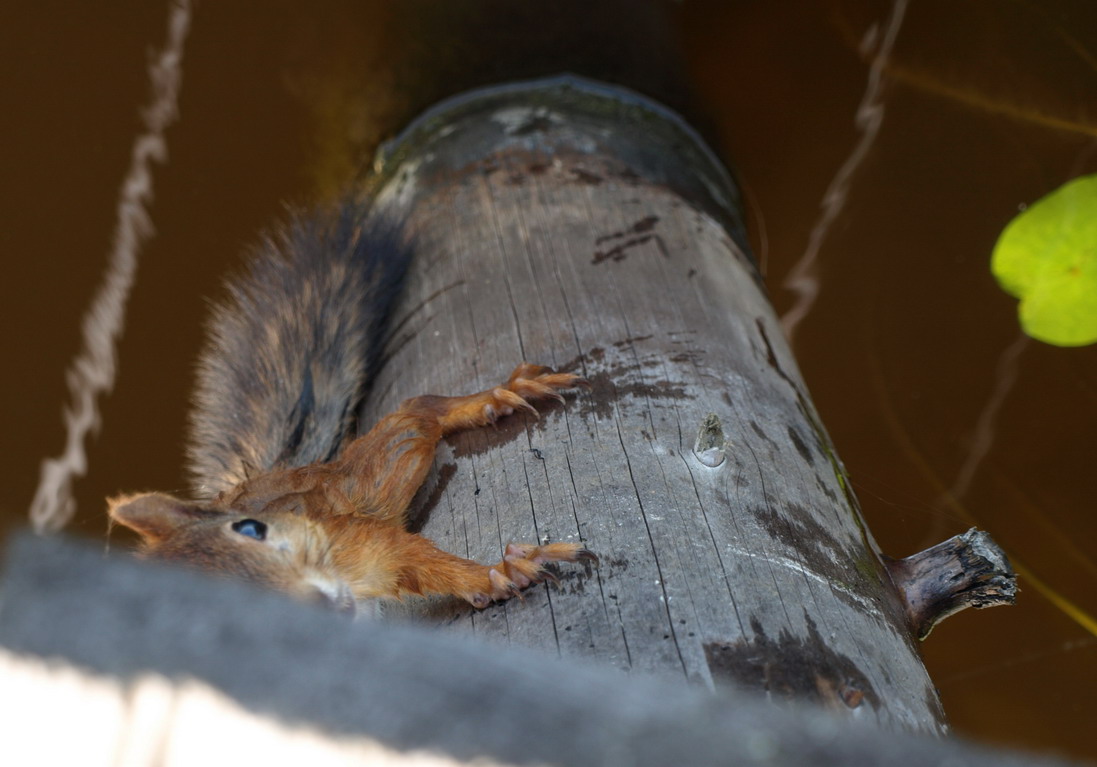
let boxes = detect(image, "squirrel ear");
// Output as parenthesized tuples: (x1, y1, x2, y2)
(108, 492, 208, 544)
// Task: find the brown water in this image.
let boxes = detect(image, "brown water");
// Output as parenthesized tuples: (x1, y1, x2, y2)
(3, 0, 1095, 760)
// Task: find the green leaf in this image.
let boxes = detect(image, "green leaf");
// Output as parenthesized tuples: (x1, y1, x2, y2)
(991, 173, 1097, 347)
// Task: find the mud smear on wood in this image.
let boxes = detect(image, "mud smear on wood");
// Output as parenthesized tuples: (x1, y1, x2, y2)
(496, 160, 604, 188)
(749, 501, 879, 614)
(595, 215, 659, 244)
(591, 215, 668, 264)
(602, 555, 629, 573)
(751, 317, 867, 533)
(704, 613, 880, 712)
(787, 425, 814, 465)
(611, 334, 654, 347)
(556, 347, 694, 421)
(749, 419, 778, 450)
(591, 234, 651, 264)
(553, 559, 596, 596)
(581, 371, 691, 421)
(668, 350, 703, 364)
(571, 167, 603, 185)
(591, 234, 670, 264)
(814, 473, 840, 504)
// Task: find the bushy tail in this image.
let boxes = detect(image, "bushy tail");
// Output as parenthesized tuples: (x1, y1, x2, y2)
(187, 196, 409, 498)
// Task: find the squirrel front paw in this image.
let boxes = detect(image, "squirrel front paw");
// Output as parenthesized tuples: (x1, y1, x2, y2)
(431, 363, 587, 434)
(481, 364, 588, 423)
(467, 542, 598, 608)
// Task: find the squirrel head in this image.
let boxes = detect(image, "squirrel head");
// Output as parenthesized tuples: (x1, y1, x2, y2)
(108, 491, 357, 615)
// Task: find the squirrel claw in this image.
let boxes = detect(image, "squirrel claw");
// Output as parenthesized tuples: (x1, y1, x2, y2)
(505, 365, 585, 403)
(575, 548, 599, 566)
(488, 567, 523, 601)
(465, 541, 595, 609)
(537, 566, 561, 586)
(490, 388, 539, 422)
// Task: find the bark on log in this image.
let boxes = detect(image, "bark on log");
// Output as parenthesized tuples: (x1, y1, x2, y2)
(358, 76, 958, 732)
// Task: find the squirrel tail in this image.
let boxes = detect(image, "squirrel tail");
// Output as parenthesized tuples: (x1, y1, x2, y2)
(186, 195, 410, 499)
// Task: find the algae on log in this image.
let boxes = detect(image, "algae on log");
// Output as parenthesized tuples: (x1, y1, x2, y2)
(360, 76, 1008, 733)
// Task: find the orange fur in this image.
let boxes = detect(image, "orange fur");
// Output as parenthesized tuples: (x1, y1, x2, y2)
(110, 364, 596, 615)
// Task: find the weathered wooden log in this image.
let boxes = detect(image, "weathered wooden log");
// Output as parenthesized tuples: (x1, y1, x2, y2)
(355, 75, 1014, 732)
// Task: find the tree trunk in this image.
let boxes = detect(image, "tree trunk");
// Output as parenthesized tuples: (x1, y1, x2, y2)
(360, 76, 949, 732)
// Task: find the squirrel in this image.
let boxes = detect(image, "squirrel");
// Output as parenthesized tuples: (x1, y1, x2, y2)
(107, 194, 595, 616)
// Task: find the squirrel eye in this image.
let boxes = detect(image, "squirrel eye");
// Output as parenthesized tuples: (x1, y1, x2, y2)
(231, 519, 267, 541)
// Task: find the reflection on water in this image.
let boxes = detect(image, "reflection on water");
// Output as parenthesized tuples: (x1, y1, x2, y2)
(936, 333, 1029, 531)
(780, 0, 909, 342)
(3, 0, 1096, 760)
(29, 0, 192, 534)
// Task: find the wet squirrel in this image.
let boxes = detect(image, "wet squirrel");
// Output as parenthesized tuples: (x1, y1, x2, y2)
(108, 194, 594, 616)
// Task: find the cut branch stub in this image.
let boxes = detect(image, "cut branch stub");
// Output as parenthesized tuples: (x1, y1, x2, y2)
(884, 528, 1018, 640)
